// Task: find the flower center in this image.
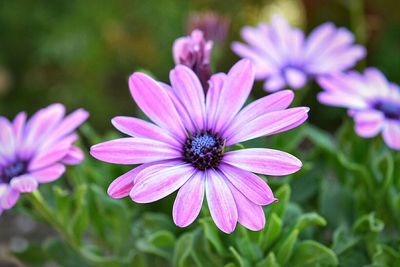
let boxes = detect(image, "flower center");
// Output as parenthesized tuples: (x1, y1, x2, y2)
(0, 161, 27, 184)
(373, 99, 400, 120)
(183, 131, 224, 170)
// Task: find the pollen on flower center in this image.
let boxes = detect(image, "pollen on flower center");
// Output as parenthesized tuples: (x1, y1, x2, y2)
(0, 161, 28, 184)
(373, 100, 400, 120)
(183, 131, 224, 170)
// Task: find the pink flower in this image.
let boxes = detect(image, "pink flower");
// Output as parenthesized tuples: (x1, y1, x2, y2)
(91, 59, 309, 233)
(173, 29, 213, 90)
(318, 68, 400, 150)
(0, 104, 89, 214)
(232, 15, 366, 92)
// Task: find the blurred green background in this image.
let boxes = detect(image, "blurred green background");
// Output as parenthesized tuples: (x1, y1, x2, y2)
(1, 0, 399, 132)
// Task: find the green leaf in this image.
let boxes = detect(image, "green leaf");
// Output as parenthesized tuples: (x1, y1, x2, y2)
(259, 213, 282, 251)
(303, 124, 336, 153)
(229, 246, 252, 267)
(276, 229, 299, 266)
(269, 184, 291, 218)
(148, 230, 176, 248)
(294, 212, 327, 233)
(53, 186, 71, 222)
(173, 232, 194, 267)
(372, 244, 400, 266)
(256, 252, 281, 267)
(353, 213, 384, 234)
(200, 217, 227, 255)
(290, 240, 339, 267)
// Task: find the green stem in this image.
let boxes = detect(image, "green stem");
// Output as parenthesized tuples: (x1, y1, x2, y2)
(349, 0, 367, 69)
(28, 190, 114, 265)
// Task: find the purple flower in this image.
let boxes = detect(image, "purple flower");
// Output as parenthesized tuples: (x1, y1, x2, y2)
(187, 11, 230, 44)
(173, 29, 213, 90)
(232, 15, 366, 92)
(0, 104, 89, 214)
(90, 59, 309, 233)
(318, 68, 400, 150)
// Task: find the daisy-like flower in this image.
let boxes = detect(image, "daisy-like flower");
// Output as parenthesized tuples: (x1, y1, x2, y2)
(90, 59, 309, 233)
(318, 68, 400, 150)
(0, 104, 88, 214)
(232, 15, 366, 92)
(173, 29, 213, 90)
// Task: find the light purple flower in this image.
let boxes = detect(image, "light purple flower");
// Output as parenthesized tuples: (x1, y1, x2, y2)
(318, 68, 400, 150)
(90, 59, 309, 233)
(0, 104, 89, 214)
(173, 29, 213, 90)
(232, 15, 366, 92)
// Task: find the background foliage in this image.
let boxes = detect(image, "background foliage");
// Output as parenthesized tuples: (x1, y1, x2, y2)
(1, 0, 400, 266)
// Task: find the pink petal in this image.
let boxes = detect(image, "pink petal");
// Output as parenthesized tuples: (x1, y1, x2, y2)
(222, 90, 294, 138)
(129, 72, 187, 141)
(212, 59, 254, 132)
(382, 121, 400, 150)
(0, 188, 20, 209)
(10, 175, 38, 193)
(317, 91, 368, 109)
(61, 146, 84, 165)
(170, 65, 206, 130)
(90, 137, 181, 164)
(227, 182, 267, 231)
(30, 164, 66, 183)
(130, 164, 195, 203)
(206, 73, 226, 130)
(111, 116, 180, 148)
(354, 110, 384, 138)
(226, 107, 309, 146)
(223, 148, 302, 176)
(173, 171, 205, 227)
(219, 163, 276, 205)
(206, 169, 238, 234)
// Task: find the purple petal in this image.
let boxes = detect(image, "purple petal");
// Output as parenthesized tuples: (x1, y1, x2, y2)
(263, 74, 286, 92)
(28, 138, 71, 171)
(10, 175, 38, 193)
(40, 108, 88, 150)
(12, 112, 27, 148)
(206, 169, 238, 234)
(129, 72, 187, 141)
(130, 164, 195, 203)
(223, 148, 302, 176)
(212, 59, 254, 132)
(226, 107, 309, 146)
(219, 163, 276, 205)
(108, 165, 147, 199)
(223, 90, 294, 138)
(61, 146, 84, 165)
(227, 182, 267, 231)
(284, 68, 307, 89)
(0, 117, 15, 160)
(90, 137, 181, 165)
(173, 171, 205, 227)
(112, 116, 180, 148)
(382, 121, 400, 150)
(206, 73, 226, 130)
(354, 110, 384, 138)
(0, 188, 20, 209)
(30, 164, 66, 183)
(170, 65, 206, 130)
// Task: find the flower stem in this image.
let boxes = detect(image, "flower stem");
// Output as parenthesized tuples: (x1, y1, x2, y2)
(28, 190, 114, 265)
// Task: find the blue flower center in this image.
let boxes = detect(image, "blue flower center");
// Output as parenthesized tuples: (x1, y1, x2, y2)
(373, 99, 400, 120)
(0, 161, 27, 184)
(183, 131, 224, 170)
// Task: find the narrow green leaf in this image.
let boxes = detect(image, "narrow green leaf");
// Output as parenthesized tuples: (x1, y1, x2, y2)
(290, 240, 339, 267)
(276, 229, 299, 266)
(173, 233, 194, 267)
(256, 252, 281, 267)
(259, 213, 282, 251)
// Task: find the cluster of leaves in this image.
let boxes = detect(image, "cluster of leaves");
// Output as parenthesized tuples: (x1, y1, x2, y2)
(11, 119, 399, 267)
